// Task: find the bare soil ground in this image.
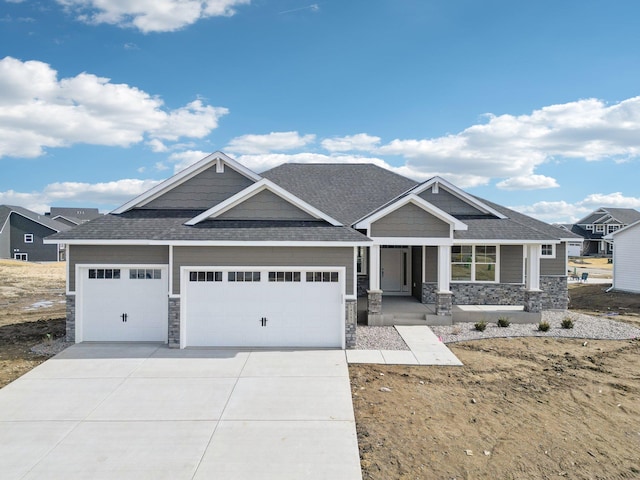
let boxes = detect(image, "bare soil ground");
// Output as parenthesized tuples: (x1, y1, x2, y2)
(0, 260, 66, 387)
(352, 282, 640, 479)
(2, 261, 640, 479)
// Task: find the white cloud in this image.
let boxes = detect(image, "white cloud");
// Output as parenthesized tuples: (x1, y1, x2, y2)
(167, 150, 210, 172)
(226, 131, 316, 155)
(496, 174, 559, 190)
(377, 97, 640, 188)
(56, 0, 250, 33)
(321, 133, 381, 152)
(0, 57, 228, 159)
(0, 178, 160, 213)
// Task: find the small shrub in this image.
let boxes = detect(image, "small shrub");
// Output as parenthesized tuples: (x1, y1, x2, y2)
(497, 317, 511, 328)
(538, 321, 551, 332)
(561, 317, 575, 329)
(474, 321, 487, 332)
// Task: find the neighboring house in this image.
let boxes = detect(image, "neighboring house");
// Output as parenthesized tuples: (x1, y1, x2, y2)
(604, 220, 640, 294)
(558, 208, 640, 256)
(0, 205, 71, 262)
(46, 152, 580, 349)
(45, 207, 102, 227)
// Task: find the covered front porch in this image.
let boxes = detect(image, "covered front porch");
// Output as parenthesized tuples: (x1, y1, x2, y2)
(363, 242, 546, 326)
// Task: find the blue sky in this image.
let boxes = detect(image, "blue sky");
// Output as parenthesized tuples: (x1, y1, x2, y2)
(1, 0, 640, 223)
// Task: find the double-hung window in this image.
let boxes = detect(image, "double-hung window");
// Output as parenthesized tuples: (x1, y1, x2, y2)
(451, 245, 497, 282)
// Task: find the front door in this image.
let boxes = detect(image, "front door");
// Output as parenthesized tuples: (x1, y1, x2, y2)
(381, 248, 409, 294)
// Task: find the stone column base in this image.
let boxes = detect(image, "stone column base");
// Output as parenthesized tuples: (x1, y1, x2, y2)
(435, 291, 453, 316)
(367, 290, 383, 326)
(345, 299, 357, 348)
(524, 290, 543, 313)
(168, 297, 180, 348)
(66, 294, 76, 342)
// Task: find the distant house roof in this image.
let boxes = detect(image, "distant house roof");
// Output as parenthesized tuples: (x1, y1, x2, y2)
(47, 207, 102, 225)
(0, 205, 71, 234)
(576, 207, 640, 226)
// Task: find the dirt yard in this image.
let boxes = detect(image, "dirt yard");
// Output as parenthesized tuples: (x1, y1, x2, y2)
(2, 260, 640, 479)
(0, 260, 66, 387)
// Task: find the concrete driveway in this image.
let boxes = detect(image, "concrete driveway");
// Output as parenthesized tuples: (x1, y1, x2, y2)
(0, 344, 362, 480)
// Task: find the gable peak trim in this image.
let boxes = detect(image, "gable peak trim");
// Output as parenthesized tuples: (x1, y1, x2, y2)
(111, 151, 261, 214)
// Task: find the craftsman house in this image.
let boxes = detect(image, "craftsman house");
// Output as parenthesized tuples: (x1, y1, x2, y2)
(47, 152, 579, 349)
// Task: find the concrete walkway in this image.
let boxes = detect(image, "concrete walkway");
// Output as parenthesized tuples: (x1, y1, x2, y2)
(0, 344, 362, 480)
(346, 325, 463, 366)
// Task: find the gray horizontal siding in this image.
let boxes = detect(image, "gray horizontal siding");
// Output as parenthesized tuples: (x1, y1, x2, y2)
(371, 203, 450, 237)
(541, 242, 566, 275)
(425, 246, 437, 282)
(68, 245, 169, 291)
(173, 246, 354, 295)
(218, 189, 316, 221)
(143, 165, 254, 210)
(419, 188, 484, 216)
(9, 213, 59, 262)
(500, 244, 523, 283)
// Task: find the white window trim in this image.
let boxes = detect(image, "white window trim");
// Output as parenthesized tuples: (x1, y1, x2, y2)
(450, 244, 500, 283)
(595, 224, 604, 233)
(14, 252, 28, 261)
(24, 233, 34, 243)
(541, 244, 556, 259)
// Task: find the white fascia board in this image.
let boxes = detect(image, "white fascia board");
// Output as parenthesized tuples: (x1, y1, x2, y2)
(454, 239, 560, 245)
(354, 194, 467, 231)
(186, 178, 343, 226)
(112, 151, 261, 214)
(49, 239, 371, 247)
(409, 177, 507, 219)
(52, 215, 80, 225)
(372, 237, 454, 246)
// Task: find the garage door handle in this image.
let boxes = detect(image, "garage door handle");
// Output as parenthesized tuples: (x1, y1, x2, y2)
(121, 313, 128, 323)
(260, 317, 268, 327)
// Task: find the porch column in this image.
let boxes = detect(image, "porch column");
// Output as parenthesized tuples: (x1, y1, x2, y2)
(436, 245, 452, 316)
(367, 244, 383, 325)
(524, 244, 542, 313)
(369, 244, 381, 290)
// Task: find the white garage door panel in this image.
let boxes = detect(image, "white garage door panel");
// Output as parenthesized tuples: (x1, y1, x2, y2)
(185, 269, 343, 348)
(80, 267, 168, 342)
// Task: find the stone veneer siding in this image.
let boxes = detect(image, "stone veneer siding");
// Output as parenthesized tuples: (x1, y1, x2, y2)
(66, 294, 76, 342)
(345, 299, 357, 348)
(422, 276, 568, 310)
(168, 298, 180, 348)
(524, 290, 543, 312)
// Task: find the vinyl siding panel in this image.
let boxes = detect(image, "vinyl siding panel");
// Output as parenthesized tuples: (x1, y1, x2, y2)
(218, 189, 316, 221)
(370, 203, 450, 237)
(541, 242, 566, 275)
(68, 245, 169, 291)
(418, 188, 485, 215)
(0, 220, 9, 258)
(143, 165, 254, 210)
(9, 213, 59, 261)
(500, 245, 523, 283)
(173, 246, 354, 295)
(425, 246, 438, 282)
(613, 225, 640, 293)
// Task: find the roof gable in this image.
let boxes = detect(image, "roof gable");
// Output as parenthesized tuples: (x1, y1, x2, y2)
(354, 194, 467, 232)
(407, 177, 507, 219)
(0, 205, 69, 234)
(112, 152, 261, 214)
(186, 179, 343, 226)
(576, 207, 640, 226)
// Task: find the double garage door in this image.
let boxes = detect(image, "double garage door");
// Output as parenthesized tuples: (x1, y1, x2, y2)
(182, 268, 344, 348)
(78, 265, 344, 348)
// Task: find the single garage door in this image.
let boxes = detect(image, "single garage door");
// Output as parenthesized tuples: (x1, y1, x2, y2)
(78, 266, 168, 342)
(183, 268, 344, 348)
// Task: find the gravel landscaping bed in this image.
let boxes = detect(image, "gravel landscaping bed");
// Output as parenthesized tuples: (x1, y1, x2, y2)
(356, 311, 640, 349)
(431, 310, 640, 344)
(30, 338, 73, 356)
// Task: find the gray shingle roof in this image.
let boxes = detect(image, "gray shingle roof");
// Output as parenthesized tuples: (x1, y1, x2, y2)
(47, 209, 369, 243)
(262, 163, 417, 225)
(602, 208, 640, 225)
(0, 205, 71, 233)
